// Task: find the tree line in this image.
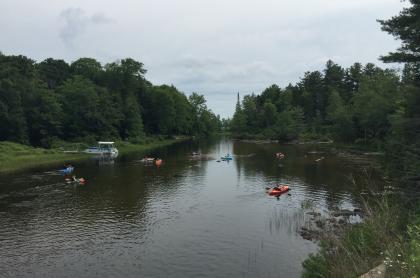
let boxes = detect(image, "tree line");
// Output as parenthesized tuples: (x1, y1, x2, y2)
(0, 55, 221, 147)
(301, 2, 420, 276)
(230, 0, 420, 176)
(231, 61, 404, 144)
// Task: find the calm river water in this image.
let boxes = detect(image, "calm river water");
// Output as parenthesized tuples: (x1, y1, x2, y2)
(0, 138, 378, 278)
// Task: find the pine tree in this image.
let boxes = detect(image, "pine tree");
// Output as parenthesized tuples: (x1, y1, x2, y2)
(378, 0, 420, 80)
(231, 93, 246, 134)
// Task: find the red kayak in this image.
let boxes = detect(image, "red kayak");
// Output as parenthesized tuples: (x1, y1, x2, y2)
(267, 185, 289, 196)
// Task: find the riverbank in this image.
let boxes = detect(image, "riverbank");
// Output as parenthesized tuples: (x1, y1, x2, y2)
(301, 190, 420, 277)
(117, 138, 188, 154)
(0, 138, 187, 174)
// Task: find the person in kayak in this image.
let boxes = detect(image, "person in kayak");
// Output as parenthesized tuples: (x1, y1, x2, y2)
(275, 152, 285, 159)
(70, 176, 85, 184)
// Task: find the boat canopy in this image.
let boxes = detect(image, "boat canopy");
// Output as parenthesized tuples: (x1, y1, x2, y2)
(84, 141, 118, 155)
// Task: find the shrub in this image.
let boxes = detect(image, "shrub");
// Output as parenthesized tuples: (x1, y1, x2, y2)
(301, 196, 408, 277)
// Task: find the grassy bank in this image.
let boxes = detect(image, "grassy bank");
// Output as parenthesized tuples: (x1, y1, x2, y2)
(0, 138, 187, 174)
(302, 194, 420, 277)
(116, 138, 186, 154)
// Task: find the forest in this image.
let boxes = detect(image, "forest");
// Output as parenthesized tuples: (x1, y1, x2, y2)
(0, 55, 221, 148)
(230, 0, 420, 177)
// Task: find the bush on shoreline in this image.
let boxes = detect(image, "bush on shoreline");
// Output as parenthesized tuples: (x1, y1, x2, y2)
(301, 194, 420, 277)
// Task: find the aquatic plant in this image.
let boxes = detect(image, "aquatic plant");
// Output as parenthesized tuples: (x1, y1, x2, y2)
(301, 195, 420, 277)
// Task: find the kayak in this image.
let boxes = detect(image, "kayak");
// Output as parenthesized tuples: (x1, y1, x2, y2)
(59, 166, 74, 175)
(221, 154, 233, 161)
(275, 152, 285, 159)
(65, 177, 86, 185)
(140, 158, 155, 163)
(267, 185, 289, 196)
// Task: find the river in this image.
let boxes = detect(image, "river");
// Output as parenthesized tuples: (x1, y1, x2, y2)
(0, 138, 379, 278)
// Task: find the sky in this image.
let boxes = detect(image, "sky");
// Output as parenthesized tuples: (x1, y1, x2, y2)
(0, 0, 406, 118)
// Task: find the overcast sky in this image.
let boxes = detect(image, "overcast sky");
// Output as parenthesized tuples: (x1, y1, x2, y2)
(0, 0, 405, 118)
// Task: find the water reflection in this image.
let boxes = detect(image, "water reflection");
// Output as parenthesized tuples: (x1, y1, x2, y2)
(0, 138, 380, 278)
(232, 140, 379, 210)
(267, 207, 309, 236)
(92, 154, 117, 165)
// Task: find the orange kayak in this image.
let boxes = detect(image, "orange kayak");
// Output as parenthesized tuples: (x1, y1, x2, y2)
(267, 185, 289, 196)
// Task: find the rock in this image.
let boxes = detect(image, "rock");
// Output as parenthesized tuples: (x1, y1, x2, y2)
(299, 228, 321, 241)
(306, 211, 321, 217)
(338, 218, 347, 225)
(332, 209, 355, 217)
(328, 218, 337, 224)
(353, 208, 363, 215)
(315, 219, 325, 229)
(359, 264, 386, 278)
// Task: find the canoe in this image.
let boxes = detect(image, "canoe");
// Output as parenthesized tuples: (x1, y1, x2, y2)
(267, 185, 289, 196)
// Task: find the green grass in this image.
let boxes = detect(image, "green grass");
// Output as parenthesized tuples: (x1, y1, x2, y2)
(116, 138, 183, 154)
(0, 138, 187, 174)
(301, 195, 420, 277)
(0, 141, 90, 173)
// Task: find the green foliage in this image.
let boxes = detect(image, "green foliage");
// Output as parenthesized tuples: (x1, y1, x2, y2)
(405, 224, 420, 275)
(121, 92, 144, 139)
(380, 218, 420, 277)
(230, 94, 247, 134)
(302, 3, 420, 275)
(325, 91, 354, 142)
(229, 60, 402, 147)
(0, 141, 77, 173)
(0, 138, 180, 173)
(275, 107, 305, 141)
(149, 86, 176, 134)
(70, 58, 102, 81)
(188, 92, 220, 136)
(262, 101, 277, 127)
(59, 76, 119, 140)
(378, 0, 420, 68)
(378, 0, 420, 178)
(302, 196, 407, 277)
(301, 254, 328, 278)
(24, 85, 63, 147)
(0, 54, 220, 147)
(0, 54, 35, 144)
(37, 58, 70, 89)
(352, 70, 399, 144)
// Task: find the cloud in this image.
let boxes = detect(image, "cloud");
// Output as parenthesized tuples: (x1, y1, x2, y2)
(161, 56, 277, 93)
(59, 7, 113, 47)
(3, 0, 399, 118)
(90, 13, 113, 24)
